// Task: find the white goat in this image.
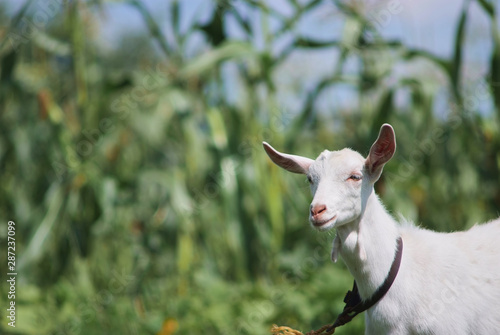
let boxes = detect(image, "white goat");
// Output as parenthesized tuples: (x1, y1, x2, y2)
(263, 124, 500, 334)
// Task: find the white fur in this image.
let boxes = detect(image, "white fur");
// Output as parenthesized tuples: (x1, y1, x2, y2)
(263, 124, 500, 334)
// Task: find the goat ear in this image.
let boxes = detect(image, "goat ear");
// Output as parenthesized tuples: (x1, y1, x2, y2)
(262, 142, 313, 174)
(365, 123, 396, 181)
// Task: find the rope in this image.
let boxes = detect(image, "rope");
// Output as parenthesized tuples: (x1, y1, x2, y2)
(271, 324, 335, 335)
(271, 237, 404, 335)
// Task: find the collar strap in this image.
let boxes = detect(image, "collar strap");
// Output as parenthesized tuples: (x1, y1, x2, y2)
(326, 236, 404, 332)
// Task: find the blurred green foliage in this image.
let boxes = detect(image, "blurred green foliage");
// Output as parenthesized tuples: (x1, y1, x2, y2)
(0, 0, 499, 334)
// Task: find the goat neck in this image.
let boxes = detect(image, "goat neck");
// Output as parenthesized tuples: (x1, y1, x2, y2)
(335, 191, 400, 300)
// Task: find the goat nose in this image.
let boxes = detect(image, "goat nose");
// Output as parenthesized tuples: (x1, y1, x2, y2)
(310, 204, 327, 217)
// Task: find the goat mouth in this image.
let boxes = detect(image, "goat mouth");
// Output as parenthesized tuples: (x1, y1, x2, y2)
(311, 215, 337, 228)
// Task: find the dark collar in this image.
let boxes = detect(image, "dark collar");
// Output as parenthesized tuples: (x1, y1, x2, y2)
(326, 236, 404, 332)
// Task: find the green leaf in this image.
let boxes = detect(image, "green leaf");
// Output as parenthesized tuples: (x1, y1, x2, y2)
(198, 3, 227, 46)
(128, 0, 171, 57)
(31, 30, 71, 56)
(18, 184, 64, 272)
(451, 1, 470, 102)
(403, 48, 451, 74)
(179, 41, 255, 78)
(371, 89, 394, 139)
(0, 50, 16, 83)
(295, 38, 340, 48)
(230, 9, 252, 36)
(171, 0, 180, 35)
(490, 42, 500, 117)
(207, 107, 228, 150)
(0, 0, 35, 52)
(475, 0, 495, 17)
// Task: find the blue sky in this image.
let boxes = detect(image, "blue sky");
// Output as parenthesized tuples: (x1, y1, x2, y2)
(3, 0, 493, 65)
(92, 0, 492, 61)
(3, 0, 496, 114)
(90, 0, 494, 113)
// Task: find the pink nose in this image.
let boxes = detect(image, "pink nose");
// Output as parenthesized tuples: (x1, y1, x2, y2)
(310, 204, 327, 218)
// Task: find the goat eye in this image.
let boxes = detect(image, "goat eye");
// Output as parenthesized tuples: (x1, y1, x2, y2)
(348, 174, 362, 181)
(307, 175, 313, 184)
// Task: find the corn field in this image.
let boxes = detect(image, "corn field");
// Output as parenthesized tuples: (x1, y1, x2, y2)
(0, 0, 499, 334)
